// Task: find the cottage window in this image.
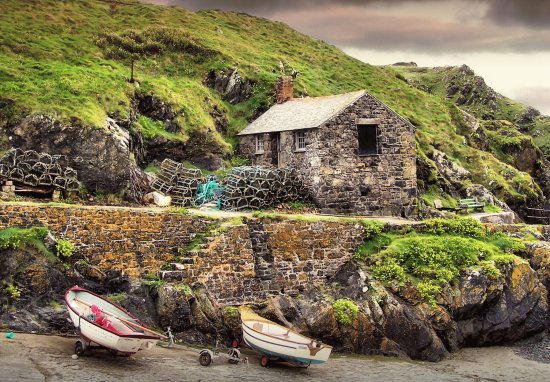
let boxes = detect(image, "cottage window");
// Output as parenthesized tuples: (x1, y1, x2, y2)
(256, 135, 264, 153)
(357, 124, 378, 155)
(295, 131, 306, 151)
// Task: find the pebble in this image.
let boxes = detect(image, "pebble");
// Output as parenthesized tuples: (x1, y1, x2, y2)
(71, 354, 78, 360)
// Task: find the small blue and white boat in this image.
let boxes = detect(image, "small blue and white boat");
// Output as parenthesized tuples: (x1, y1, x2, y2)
(240, 306, 332, 367)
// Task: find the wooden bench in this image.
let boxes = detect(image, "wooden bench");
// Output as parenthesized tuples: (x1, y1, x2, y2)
(459, 198, 485, 211)
(433, 199, 460, 211)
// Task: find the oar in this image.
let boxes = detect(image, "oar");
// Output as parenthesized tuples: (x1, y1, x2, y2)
(73, 298, 168, 339)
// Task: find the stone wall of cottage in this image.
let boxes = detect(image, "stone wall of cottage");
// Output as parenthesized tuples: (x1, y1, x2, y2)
(238, 93, 417, 216)
(0, 204, 365, 304)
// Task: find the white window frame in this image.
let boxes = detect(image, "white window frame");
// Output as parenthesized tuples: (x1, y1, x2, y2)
(295, 130, 306, 151)
(256, 134, 264, 153)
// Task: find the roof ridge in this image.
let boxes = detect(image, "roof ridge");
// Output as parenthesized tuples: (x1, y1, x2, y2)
(238, 89, 367, 136)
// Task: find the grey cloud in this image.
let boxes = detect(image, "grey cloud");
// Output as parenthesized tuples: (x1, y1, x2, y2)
(484, 0, 550, 28)
(145, 0, 550, 52)
(148, 0, 550, 29)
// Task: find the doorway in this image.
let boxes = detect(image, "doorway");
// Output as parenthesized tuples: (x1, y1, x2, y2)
(270, 132, 280, 167)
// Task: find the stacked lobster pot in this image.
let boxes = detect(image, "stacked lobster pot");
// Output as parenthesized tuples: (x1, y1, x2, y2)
(151, 159, 203, 206)
(0, 148, 80, 193)
(220, 166, 308, 211)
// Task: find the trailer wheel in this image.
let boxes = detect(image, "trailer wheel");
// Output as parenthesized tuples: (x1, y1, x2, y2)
(199, 351, 212, 367)
(74, 341, 85, 357)
(260, 355, 269, 367)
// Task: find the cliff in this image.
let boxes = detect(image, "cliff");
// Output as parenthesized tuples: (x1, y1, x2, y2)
(0, 0, 548, 215)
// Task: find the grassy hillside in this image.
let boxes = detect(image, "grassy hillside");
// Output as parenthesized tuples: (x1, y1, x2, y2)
(0, 0, 544, 206)
(393, 65, 550, 156)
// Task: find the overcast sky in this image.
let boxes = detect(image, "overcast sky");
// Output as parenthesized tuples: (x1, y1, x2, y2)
(147, 0, 550, 114)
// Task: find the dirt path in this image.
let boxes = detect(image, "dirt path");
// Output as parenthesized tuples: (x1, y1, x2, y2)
(1, 334, 549, 382)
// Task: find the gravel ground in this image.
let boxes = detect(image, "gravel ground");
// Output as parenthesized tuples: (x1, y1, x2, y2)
(514, 333, 550, 364)
(1, 334, 550, 382)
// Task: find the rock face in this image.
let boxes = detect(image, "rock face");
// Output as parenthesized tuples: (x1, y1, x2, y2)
(203, 68, 254, 104)
(4, 114, 134, 194)
(431, 149, 471, 188)
(138, 95, 181, 133)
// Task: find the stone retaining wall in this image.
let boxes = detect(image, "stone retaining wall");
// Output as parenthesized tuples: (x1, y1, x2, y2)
(0, 204, 212, 277)
(0, 204, 366, 304)
(165, 219, 365, 304)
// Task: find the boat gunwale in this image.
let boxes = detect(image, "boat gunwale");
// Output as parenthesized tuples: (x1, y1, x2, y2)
(242, 318, 332, 350)
(64, 285, 161, 340)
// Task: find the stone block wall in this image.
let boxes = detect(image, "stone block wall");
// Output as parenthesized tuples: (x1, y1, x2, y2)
(308, 93, 417, 216)
(170, 218, 365, 304)
(0, 204, 366, 304)
(0, 204, 211, 277)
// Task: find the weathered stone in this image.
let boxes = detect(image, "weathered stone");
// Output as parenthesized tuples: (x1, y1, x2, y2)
(203, 68, 254, 104)
(7, 114, 134, 194)
(155, 284, 193, 332)
(143, 191, 171, 206)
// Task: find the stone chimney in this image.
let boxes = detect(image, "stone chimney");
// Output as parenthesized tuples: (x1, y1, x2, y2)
(275, 76, 293, 104)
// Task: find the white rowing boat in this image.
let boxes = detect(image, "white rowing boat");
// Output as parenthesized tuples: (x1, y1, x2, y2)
(240, 306, 332, 367)
(65, 285, 162, 356)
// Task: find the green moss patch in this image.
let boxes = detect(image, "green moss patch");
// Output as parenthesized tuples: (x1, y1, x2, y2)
(359, 217, 527, 306)
(332, 298, 359, 326)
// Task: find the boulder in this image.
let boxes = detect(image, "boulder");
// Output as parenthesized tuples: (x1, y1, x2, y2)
(203, 68, 254, 104)
(431, 149, 471, 187)
(143, 191, 171, 207)
(516, 107, 540, 126)
(155, 284, 193, 332)
(6, 114, 134, 194)
(465, 184, 511, 211)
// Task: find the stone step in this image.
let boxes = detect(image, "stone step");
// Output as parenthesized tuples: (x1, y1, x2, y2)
(158, 270, 190, 281)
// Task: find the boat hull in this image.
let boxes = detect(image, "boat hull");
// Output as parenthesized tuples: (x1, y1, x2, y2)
(65, 286, 159, 354)
(240, 307, 332, 365)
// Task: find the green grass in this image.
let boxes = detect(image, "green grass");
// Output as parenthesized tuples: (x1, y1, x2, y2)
(360, 217, 527, 305)
(0, 0, 544, 206)
(0, 226, 51, 256)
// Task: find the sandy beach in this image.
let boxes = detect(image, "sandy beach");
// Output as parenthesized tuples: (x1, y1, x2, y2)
(1, 334, 549, 382)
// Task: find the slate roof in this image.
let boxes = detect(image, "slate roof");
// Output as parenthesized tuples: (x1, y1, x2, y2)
(237, 90, 367, 135)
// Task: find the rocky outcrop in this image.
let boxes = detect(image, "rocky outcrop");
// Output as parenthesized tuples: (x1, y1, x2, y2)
(516, 107, 540, 126)
(431, 149, 471, 188)
(3, 114, 134, 194)
(203, 68, 254, 104)
(444, 65, 498, 120)
(137, 95, 181, 133)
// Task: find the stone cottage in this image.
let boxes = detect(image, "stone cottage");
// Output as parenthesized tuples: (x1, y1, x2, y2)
(238, 78, 417, 216)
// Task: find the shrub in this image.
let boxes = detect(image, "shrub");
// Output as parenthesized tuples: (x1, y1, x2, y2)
(361, 220, 384, 240)
(0, 227, 49, 253)
(5, 283, 21, 299)
(56, 240, 75, 258)
(369, 234, 515, 304)
(332, 299, 359, 326)
(423, 217, 484, 238)
(417, 281, 441, 306)
(371, 258, 407, 285)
